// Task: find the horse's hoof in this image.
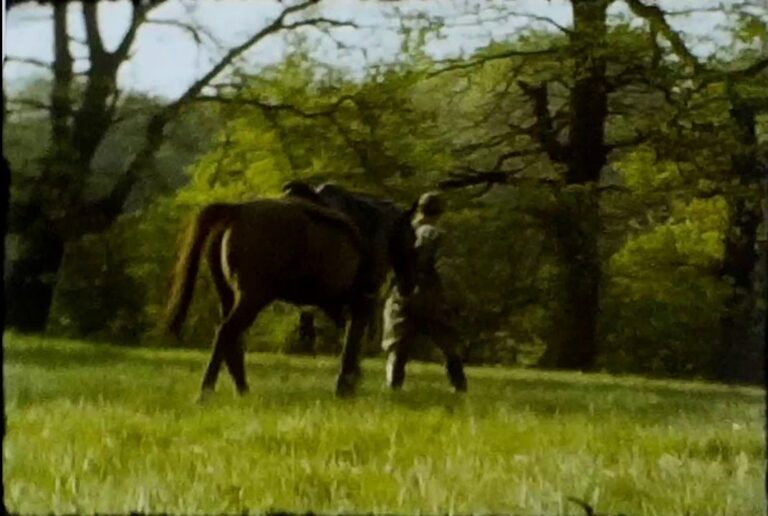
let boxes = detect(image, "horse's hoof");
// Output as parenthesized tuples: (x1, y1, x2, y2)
(335, 383, 355, 398)
(452, 384, 467, 394)
(335, 374, 359, 398)
(196, 389, 215, 405)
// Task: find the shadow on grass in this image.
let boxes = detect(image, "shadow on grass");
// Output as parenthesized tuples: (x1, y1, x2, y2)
(376, 367, 763, 426)
(5, 340, 335, 375)
(4, 339, 344, 410)
(5, 336, 763, 419)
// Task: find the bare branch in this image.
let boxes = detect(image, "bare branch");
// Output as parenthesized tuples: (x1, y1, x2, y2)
(145, 17, 224, 50)
(663, 2, 755, 16)
(8, 98, 51, 111)
(113, 1, 166, 62)
(106, 0, 351, 233)
(491, 148, 543, 170)
(627, 0, 768, 88)
(426, 12, 516, 28)
(68, 35, 89, 48)
(452, 134, 508, 157)
(502, 11, 571, 34)
(282, 17, 358, 30)
(51, 1, 74, 146)
(438, 164, 557, 191)
(625, 0, 704, 74)
(729, 57, 768, 81)
(175, 0, 323, 105)
(192, 94, 356, 119)
(517, 80, 570, 164)
(5, 56, 51, 69)
(428, 47, 562, 77)
(439, 169, 511, 190)
(82, 2, 105, 59)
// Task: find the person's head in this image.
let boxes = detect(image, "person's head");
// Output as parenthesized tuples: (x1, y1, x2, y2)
(414, 191, 444, 224)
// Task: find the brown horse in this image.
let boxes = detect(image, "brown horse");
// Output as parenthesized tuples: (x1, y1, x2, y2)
(164, 197, 417, 400)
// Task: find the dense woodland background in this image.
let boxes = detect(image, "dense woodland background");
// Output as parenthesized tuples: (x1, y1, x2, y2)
(4, 0, 767, 383)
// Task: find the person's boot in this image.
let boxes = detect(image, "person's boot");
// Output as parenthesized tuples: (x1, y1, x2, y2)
(386, 351, 407, 389)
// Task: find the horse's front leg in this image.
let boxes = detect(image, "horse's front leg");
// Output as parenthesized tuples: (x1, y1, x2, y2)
(336, 296, 374, 397)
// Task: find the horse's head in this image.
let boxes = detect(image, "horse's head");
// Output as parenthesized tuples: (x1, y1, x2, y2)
(388, 201, 419, 296)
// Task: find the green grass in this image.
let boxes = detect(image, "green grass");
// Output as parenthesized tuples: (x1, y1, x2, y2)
(3, 333, 765, 515)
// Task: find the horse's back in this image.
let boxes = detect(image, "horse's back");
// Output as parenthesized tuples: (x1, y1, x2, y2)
(223, 199, 362, 302)
(315, 185, 403, 286)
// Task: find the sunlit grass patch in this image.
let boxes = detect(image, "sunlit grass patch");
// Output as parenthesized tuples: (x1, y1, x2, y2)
(3, 333, 765, 515)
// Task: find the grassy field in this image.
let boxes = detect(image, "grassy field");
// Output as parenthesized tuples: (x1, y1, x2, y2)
(3, 333, 765, 515)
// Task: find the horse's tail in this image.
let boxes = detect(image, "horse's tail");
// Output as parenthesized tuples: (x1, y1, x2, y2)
(165, 203, 234, 338)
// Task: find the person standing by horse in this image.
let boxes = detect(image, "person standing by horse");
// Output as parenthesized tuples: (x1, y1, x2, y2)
(382, 191, 468, 392)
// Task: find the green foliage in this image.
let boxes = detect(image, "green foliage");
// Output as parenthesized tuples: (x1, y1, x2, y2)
(5, 335, 765, 515)
(735, 12, 768, 46)
(603, 196, 731, 376)
(4, 107, 50, 214)
(49, 233, 145, 341)
(617, 147, 688, 193)
(39, 101, 225, 343)
(179, 115, 292, 203)
(439, 187, 560, 364)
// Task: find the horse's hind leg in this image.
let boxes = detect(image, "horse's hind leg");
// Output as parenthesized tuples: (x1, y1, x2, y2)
(199, 294, 265, 401)
(207, 230, 234, 318)
(336, 295, 374, 397)
(221, 297, 267, 395)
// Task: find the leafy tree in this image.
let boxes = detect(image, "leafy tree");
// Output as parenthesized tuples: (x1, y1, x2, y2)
(5, 0, 353, 333)
(625, 0, 768, 383)
(423, 0, 766, 379)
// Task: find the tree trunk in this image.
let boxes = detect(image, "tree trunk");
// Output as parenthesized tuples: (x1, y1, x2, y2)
(539, 0, 608, 370)
(5, 224, 65, 332)
(542, 192, 601, 369)
(754, 196, 767, 375)
(1, 157, 10, 332)
(6, 2, 72, 332)
(718, 99, 764, 384)
(2, 66, 8, 330)
(760, 176, 768, 366)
